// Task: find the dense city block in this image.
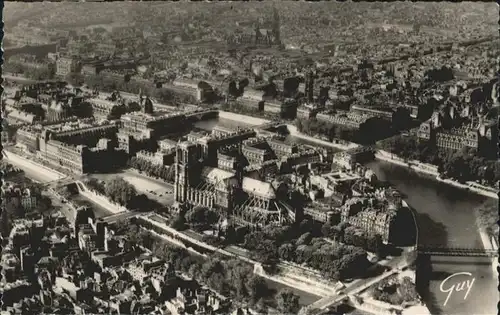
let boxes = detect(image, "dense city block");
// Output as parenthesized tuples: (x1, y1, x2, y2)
(1, 2, 498, 315)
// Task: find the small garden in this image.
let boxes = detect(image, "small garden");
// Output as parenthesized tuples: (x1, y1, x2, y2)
(370, 275, 421, 307)
(84, 177, 164, 212)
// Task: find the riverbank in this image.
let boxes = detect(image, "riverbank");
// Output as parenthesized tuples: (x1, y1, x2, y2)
(3, 149, 67, 182)
(374, 150, 498, 200)
(217, 110, 359, 151)
(286, 124, 359, 151)
(475, 208, 499, 275)
(218, 110, 270, 126)
(479, 226, 499, 274)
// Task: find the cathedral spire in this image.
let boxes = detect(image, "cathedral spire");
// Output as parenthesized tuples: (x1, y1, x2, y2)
(272, 6, 281, 45)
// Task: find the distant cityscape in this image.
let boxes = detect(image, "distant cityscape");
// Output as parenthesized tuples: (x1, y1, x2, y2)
(1, 2, 498, 315)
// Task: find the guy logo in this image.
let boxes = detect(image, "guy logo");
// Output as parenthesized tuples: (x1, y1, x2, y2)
(439, 272, 475, 307)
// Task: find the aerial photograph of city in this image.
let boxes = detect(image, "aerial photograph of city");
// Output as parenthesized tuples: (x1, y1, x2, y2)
(0, 1, 498, 315)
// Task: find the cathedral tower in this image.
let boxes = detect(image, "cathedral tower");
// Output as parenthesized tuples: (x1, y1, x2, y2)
(174, 141, 201, 203)
(305, 71, 314, 103)
(272, 7, 281, 45)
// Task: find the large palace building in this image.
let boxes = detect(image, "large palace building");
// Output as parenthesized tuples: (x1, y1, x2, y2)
(16, 117, 122, 174)
(340, 187, 404, 244)
(316, 111, 371, 129)
(417, 108, 497, 154)
(120, 111, 187, 139)
(43, 118, 119, 146)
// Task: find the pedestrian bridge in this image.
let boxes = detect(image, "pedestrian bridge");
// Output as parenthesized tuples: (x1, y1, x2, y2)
(417, 246, 498, 257)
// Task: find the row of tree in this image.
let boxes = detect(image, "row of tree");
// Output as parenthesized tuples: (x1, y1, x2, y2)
(322, 221, 385, 256)
(127, 157, 174, 183)
(475, 199, 499, 240)
(371, 276, 420, 306)
(295, 117, 356, 142)
(85, 177, 138, 208)
(295, 116, 396, 145)
(0, 162, 23, 176)
(67, 73, 196, 105)
(5, 62, 55, 81)
(147, 235, 300, 313)
(168, 207, 221, 235)
(119, 216, 311, 313)
(379, 135, 500, 185)
(241, 220, 370, 281)
(184, 206, 220, 231)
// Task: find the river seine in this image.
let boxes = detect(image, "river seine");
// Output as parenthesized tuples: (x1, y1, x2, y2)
(194, 118, 342, 150)
(195, 118, 498, 314)
(366, 160, 498, 315)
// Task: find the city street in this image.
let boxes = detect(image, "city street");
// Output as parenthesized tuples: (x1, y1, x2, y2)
(3, 135, 413, 312)
(3, 150, 119, 220)
(3, 150, 67, 183)
(4, 74, 39, 84)
(308, 252, 410, 310)
(309, 268, 401, 310)
(70, 193, 116, 219)
(46, 189, 77, 223)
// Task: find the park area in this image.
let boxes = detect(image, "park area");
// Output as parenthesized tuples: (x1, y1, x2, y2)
(87, 169, 175, 207)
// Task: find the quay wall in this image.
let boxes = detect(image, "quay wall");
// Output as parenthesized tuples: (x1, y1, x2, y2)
(286, 124, 359, 150)
(209, 111, 360, 151)
(350, 296, 403, 315)
(3, 150, 66, 182)
(76, 181, 128, 214)
(142, 227, 212, 259)
(375, 150, 439, 177)
(349, 295, 431, 315)
(218, 110, 270, 126)
(254, 263, 334, 297)
(139, 214, 344, 297)
(375, 150, 498, 199)
(476, 214, 499, 274)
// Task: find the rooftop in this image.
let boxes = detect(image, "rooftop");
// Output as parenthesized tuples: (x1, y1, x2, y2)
(121, 110, 184, 122)
(242, 177, 276, 199)
(88, 97, 117, 108)
(201, 167, 235, 184)
(7, 110, 36, 123)
(0, 280, 30, 292)
(212, 125, 235, 134)
(46, 119, 115, 133)
(322, 171, 362, 183)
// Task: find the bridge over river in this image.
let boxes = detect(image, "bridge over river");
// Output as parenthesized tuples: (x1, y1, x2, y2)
(417, 246, 498, 257)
